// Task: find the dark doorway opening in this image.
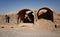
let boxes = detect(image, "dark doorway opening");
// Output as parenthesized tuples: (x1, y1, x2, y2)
(17, 9, 34, 24)
(5, 15, 10, 23)
(37, 7, 53, 22)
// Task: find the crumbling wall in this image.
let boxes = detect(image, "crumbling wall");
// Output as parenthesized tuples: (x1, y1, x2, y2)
(7, 14, 18, 25)
(53, 12, 60, 27)
(0, 15, 6, 25)
(0, 14, 18, 25)
(0, 8, 60, 26)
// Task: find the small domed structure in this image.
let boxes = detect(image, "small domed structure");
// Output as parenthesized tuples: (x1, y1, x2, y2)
(37, 7, 53, 22)
(17, 8, 34, 24)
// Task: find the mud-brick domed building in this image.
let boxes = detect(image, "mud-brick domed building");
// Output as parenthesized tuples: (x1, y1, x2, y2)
(0, 7, 60, 26)
(0, 8, 36, 25)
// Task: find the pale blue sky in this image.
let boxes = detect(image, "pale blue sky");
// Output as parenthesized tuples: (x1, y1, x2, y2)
(0, 0, 60, 14)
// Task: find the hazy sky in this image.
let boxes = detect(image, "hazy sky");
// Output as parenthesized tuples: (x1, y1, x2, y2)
(0, 0, 60, 14)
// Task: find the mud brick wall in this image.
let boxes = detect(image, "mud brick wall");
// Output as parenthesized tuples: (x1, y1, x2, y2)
(0, 15, 6, 25)
(0, 14, 18, 25)
(6, 14, 18, 25)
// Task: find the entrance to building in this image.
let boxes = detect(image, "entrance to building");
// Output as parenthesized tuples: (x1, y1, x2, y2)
(17, 9, 34, 24)
(5, 15, 10, 23)
(37, 7, 53, 22)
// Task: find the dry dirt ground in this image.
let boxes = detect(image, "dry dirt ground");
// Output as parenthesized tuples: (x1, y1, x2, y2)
(0, 19, 60, 37)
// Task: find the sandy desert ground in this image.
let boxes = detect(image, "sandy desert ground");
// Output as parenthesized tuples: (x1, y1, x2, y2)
(0, 19, 60, 37)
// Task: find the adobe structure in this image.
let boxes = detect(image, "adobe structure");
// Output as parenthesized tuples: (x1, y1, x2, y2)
(37, 7, 53, 22)
(0, 7, 60, 26)
(17, 8, 34, 24)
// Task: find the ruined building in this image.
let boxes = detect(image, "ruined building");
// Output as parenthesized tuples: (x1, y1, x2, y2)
(0, 7, 60, 26)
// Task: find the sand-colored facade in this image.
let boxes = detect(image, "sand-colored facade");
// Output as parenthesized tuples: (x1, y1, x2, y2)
(0, 7, 60, 26)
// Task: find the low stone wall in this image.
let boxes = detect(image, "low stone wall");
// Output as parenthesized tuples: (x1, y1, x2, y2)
(0, 14, 18, 25)
(0, 15, 6, 25)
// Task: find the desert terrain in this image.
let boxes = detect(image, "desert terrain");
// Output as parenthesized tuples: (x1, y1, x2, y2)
(0, 8, 60, 37)
(0, 19, 60, 37)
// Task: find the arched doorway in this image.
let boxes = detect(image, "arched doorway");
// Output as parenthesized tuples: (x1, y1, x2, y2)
(17, 9, 34, 24)
(37, 7, 53, 22)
